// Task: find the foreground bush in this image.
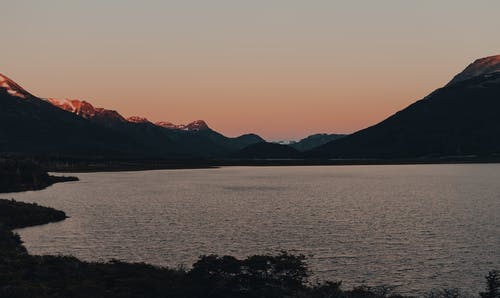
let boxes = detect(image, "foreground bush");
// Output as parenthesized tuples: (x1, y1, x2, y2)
(480, 271, 500, 298)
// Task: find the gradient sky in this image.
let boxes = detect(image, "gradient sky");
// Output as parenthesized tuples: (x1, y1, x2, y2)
(2, 1, 500, 140)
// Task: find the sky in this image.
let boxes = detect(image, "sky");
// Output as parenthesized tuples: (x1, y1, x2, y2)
(2, 1, 500, 141)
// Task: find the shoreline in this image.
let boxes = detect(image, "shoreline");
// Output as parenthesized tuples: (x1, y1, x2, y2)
(0, 173, 78, 193)
(45, 157, 500, 173)
(0, 158, 79, 193)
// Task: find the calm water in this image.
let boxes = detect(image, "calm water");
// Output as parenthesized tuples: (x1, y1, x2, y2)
(8, 165, 500, 295)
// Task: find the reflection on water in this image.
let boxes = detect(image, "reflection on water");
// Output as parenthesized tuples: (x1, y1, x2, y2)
(9, 165, 500, 295)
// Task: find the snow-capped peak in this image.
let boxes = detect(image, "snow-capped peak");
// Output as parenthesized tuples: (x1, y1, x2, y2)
(0, 73, 31, 99)
(155, 121, 178, 129)
(47, 98, 82, 112)
(127, 116, 151, 124)
(154, 120, 210, 131)
(447, 55, 500, 86)
(184, 120, 209, 131)
(47, 98, 127, 123)
(47, 98, 96, 116)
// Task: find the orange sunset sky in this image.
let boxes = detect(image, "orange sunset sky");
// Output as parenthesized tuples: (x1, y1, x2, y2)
(2, 1, 500, 140)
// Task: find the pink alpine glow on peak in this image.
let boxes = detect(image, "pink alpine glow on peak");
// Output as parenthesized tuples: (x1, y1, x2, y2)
(447, 55, 500, 86)
(0, 73, 32, 99)
(47, 98, 95, 116)
(127, 116, 151, 124)
(183, 120, 209, 131)
(155, 121, 178, 129)
(1, 72, 212, 132)
(155, 120, 210, 131)
(47, 98, 127, 122)
(47, 97, 210, 130)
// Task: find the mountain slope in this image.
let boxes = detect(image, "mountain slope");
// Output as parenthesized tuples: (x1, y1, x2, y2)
(47, 98, 128, 128)
(232, 134, 265, 150)
(0, 74, 33, 99)
(308, 55, 500, 159)
(290, 133, 346, 151)
(447, 55, 500, 86)
(0, 74, 144, 157)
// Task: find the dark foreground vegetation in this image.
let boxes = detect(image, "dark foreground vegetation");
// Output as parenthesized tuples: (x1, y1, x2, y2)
(0, 159, 78, 193)
(0, 200, 498, 298)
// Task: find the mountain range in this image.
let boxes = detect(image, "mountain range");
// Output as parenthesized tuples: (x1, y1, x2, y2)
(1, 54, 500, 160)
(0, 74, 263, 158)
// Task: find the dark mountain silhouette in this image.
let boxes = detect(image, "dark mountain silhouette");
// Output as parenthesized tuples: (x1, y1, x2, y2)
(0, 74, 146, 157)
(235, 142, 300, 159)
(308, 55, 500, 159)
(290, 133, 346, 151)
(181, 129, 264, 153)
(232, 134, 265, 149)
(0, 74, 264, 158)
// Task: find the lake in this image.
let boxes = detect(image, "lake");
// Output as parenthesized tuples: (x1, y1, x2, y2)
(8, 164, 500, 295)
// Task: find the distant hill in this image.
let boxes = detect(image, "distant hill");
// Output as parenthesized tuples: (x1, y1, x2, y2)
(289, 133, 345, 151)
(308, 55, 500, 159)
(235, 142, 300, 159)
